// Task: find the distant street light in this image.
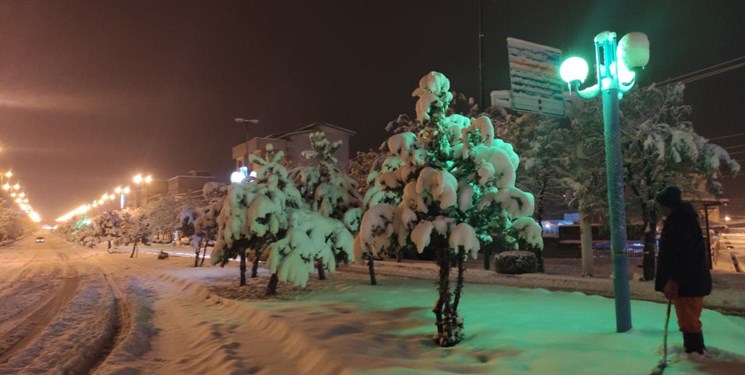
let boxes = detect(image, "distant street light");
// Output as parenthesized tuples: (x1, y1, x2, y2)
(0, 170, 11, 186)
(234, 118, 259, 169)
(560, 31, 649, 333)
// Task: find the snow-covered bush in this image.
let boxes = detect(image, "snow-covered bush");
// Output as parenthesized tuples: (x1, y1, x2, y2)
(495, 250, 538, 274)
(355, 71, 543, 347)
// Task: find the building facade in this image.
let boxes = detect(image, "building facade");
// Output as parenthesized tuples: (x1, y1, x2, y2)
(231, 122, 355, 173)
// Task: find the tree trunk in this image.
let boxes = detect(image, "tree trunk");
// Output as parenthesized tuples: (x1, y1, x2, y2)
(580, 208, 594, 277)
(432, 243, 460, 347)
(266, 273, 279, 295)
(239, 250, 247, 286)
(129, 239, 138, 258)
(367, 253, 377, 285)
(107, 240, 112, 251)
(199, 239, 208, 267)
(453, 249, 466, 311)
(482, 247, 491, 270)
(317, 260, 326, 280)
(194, 238, 202, 267)
(251, 249, 260, 278)
(641, 209, 658, 281)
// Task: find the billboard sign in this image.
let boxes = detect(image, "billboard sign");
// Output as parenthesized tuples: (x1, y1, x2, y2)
(506, 37, 565, 116)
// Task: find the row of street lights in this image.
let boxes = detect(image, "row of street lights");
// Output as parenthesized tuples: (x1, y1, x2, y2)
(55, 173, 152, 222)
(0, 169, 41, 222)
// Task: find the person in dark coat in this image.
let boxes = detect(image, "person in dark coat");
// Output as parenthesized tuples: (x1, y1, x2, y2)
(655, 185, 712, 355)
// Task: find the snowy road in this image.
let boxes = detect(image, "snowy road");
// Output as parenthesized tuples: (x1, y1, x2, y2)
(2, 235, 744, 375)
(0, 234, 334, 374)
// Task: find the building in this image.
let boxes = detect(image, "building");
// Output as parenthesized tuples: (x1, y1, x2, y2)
(231, 122, 355, 173)
(167, 170, 218, 197)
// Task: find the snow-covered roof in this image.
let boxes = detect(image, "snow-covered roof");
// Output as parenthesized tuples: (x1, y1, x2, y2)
(266, 122, 356, 140)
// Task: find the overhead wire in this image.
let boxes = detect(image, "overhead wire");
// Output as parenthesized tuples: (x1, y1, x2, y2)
(710, 132, 745, 141)
(655, 55, 745, 87)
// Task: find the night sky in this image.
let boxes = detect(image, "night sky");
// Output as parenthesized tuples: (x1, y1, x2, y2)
(0, 0, 743, 221)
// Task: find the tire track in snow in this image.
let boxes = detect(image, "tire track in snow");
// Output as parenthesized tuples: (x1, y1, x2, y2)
(0, 264, 80, 363)
(85, 272, 133, 372)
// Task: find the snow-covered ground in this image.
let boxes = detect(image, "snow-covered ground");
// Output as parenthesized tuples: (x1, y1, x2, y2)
(1, 234, 744, 374)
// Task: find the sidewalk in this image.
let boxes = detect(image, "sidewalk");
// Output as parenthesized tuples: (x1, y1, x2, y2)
(339, 256, 745, 317)
(111, 241, 745, 316)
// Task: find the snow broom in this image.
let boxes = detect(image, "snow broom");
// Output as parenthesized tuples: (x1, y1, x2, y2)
(650, 301, 672, 375)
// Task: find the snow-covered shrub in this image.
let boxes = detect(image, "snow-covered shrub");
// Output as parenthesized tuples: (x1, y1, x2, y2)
(495, 251, 538, 274)
(355, 71, 543, 347)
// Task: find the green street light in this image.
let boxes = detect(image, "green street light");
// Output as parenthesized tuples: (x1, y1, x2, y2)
(559, 56, 589, 84)
(560, 31, 649, 333)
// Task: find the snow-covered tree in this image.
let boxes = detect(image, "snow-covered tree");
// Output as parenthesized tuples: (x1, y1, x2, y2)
(290, 131, 362, 278)
(94, 210, 122, 252)
(265, 209, 354, 294)
(120, 210, 152, 258)
(142, 195, 181, 243)
(616, 83, 740, 280)
(191, 182, 227, 267)
(348, 149, 386, 198)
(211, 144, 304, 287)
(0, 205, 33, 241)
(355, 71, 543, 347)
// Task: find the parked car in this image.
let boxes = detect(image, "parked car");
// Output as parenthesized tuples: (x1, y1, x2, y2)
(35, 236, 45, 243)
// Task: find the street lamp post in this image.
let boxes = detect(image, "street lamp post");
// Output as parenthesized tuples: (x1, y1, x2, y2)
(234, 118, 259, 169)
(115, 186, 130, 209)
(560, 31, 650, 333)
(132, 174, 152, 208)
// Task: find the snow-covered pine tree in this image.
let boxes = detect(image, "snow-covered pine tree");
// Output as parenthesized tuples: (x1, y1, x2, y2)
(264, 209, 354, 294)
(289, 131, 362, 279)
(211, 144, 304, 287)
(355, 71, 543, 347)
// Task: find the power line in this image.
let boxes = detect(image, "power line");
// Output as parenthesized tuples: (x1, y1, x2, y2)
(655, 55, 745, 87)
(710, 132, 745, 141)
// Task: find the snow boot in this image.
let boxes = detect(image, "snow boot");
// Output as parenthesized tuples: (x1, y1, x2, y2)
(683, 332, 706, 354)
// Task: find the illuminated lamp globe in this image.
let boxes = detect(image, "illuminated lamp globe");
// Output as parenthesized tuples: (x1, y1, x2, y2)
(617, 32, 650, 69)
(560, 57, 589, 84)
(230, 171, 245, 183)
